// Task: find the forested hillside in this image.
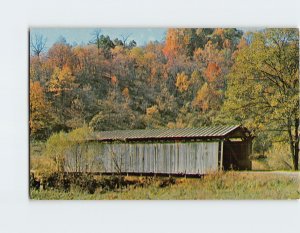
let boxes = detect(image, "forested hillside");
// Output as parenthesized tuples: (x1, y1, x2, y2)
(29, 28, 299, 170)
(30, 28, 243, 138)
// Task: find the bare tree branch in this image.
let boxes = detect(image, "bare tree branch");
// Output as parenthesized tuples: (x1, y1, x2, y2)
(120, 34, 132, 47)
(30, 33, 47, 57)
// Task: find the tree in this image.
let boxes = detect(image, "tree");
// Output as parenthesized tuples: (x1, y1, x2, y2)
(48, 65, 76, 96)
(163, 29, 183, 59)
(29, 28, 246, 142)
(48, 42, 73, 68)
(90, 30, 115, 58)
(45, 126, 95, 172)
(48, 65, 77, 128)
(175, 72, 189, 92)
(56, 36, 68, 44)
(90, 29, 102, 54)
(128, 40, 137, 49)
(89, 92, 138, 131)
(205, 62, 222, 83)
(66, 125, 93, 172)
(223, 29, 299, 170)
(45, 131, 69, 172)
(29, 80, 53, 139)
(113, 38, 124, 47)
(120, 34, 132, 47)
(30, 33, 47, 57)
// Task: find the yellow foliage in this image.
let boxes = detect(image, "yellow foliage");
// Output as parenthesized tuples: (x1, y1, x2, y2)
(146, 105, 159, 116)
(193, 48, 203, 59)
(214, 28, 224, 36)
(267, 143, 293, 170)
(175, 72, 189, 92)
(193, 82, 209, 110)
(48, 65, 76, 96)
(30, 155, 57, 177)
(30, 80, 52, 136)
(111, 45, 125, 56)
(122, 87, 130, 99)
(129, 47, 144, 63)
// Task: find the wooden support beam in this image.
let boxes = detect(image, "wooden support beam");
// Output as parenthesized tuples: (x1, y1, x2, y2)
(219, 141, 224, 171)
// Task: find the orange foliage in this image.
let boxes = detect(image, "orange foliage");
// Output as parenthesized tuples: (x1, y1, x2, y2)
(146, 105, 159, 116)
(111, 75, 118, 85)
(232, 37, 248, 59)
(214, 28, 224, 36)
(72, 46, 89, 72)
(48, 43, 73, 68)
(163, 29, 182, 58)
(30, 81, 51, 135)
(237, 37, 248, 50)
(204, 62, 221, 82)
(192, 82, 222, 112)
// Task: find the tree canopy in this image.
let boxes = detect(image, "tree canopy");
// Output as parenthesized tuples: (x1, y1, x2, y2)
(30, 28, 299, 170)
(222, 28, 299, 170)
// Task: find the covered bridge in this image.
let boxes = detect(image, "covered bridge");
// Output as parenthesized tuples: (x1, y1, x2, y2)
(65, 125, 253, 175)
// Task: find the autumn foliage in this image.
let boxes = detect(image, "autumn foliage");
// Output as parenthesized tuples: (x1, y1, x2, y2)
(205, 62, 221, 82)
(30, 28, 299, 169)
(30, 80, 52, 138)
(29, 28, 243, 139)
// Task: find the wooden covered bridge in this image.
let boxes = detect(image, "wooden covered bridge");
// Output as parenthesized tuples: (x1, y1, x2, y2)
(65, 125, 253, 175)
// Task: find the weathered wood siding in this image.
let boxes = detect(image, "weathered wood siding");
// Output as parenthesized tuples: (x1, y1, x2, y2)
(70, 141, 219, 175)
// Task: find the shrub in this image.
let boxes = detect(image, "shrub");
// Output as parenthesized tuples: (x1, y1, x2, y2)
(41, 172, 70, 192)
(266, 143, 293, 170)
(99, 175, 126, 191)
(29, 172, 40, 190)
(30, 155, 57, 177)
(157, 177, 176, 188)
(36, 172, 182, 194)
(44, 132, 69, 172)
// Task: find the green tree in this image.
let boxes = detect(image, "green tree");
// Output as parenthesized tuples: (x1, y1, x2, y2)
(223, 28, 299, 170)
(89, 92, 139, 131)
(90, 30, 115, 58)
(45, 131, 69, 172)
(66, 125, 93, 172)
(45, 126, 94, 172)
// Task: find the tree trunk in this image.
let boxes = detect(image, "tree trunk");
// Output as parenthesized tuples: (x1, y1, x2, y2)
(293, 118, 299, 170)
(294, 147, 299, 171)
(288, 118, 299, 171)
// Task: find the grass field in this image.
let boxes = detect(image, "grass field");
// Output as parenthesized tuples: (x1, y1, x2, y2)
(30, 171, 300, 200)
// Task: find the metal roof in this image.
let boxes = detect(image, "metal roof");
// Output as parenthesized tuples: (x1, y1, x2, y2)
(93, 125, 244, 142)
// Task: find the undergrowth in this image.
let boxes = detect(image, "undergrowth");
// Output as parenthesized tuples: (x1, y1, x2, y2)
(30, 171, 300, 200)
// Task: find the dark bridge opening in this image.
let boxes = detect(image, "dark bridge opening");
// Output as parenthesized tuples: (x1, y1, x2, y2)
(223, 140, 252, 170)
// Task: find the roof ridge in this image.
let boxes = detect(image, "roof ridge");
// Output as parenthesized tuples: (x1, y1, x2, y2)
(92, 125, 244, 141)
(95, 125, 240, 133)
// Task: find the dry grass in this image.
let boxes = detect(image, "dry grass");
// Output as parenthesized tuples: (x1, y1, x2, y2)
(251, 159, 270, 171)
(30, 171, 300, 200)
(30, 156, 56, 177)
